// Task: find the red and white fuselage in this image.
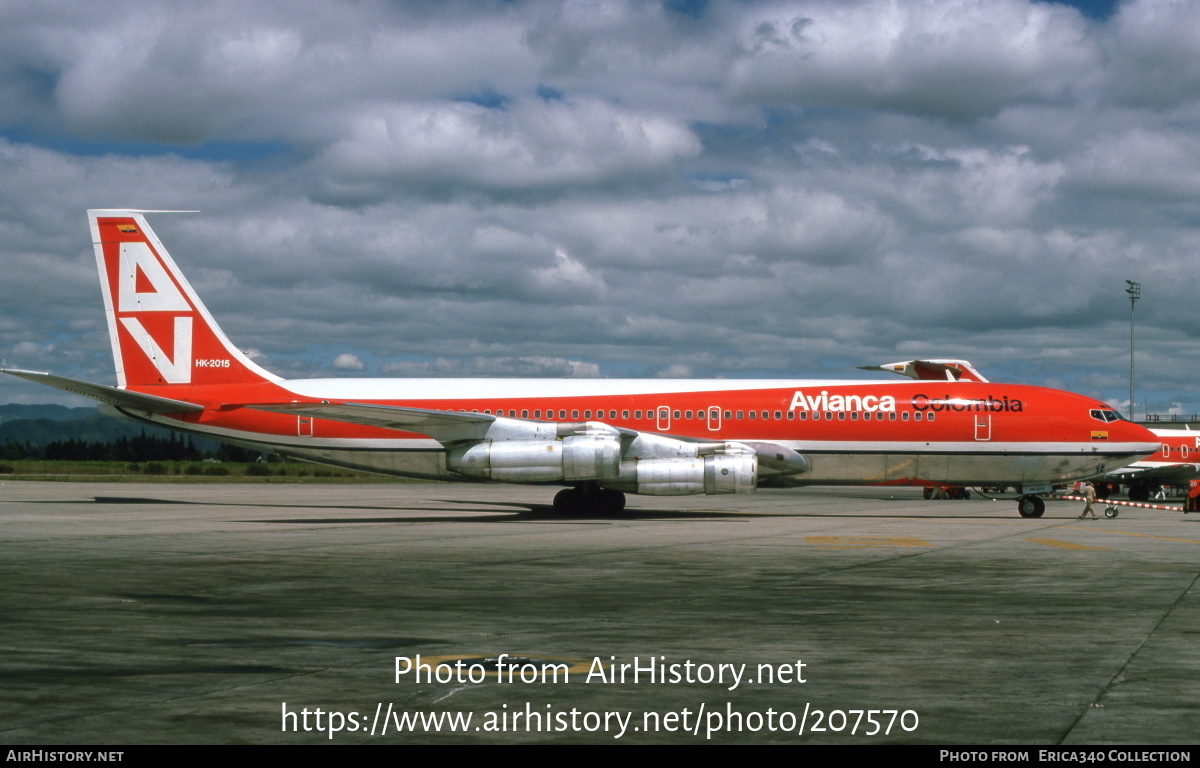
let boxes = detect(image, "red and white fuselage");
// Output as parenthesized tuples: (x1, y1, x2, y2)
(3, 211, 1159, 511)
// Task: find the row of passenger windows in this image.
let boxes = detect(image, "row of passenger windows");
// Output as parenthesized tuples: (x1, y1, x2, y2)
(461, 407, 936, 422)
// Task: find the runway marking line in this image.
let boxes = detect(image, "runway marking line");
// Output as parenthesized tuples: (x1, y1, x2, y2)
(805, 536, 932, 548)
(1062, 527, 1200, 545)
(1022, 537, 1110, 551)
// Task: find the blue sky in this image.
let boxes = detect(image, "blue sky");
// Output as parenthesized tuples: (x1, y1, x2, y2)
(1, 0, 1198, 418)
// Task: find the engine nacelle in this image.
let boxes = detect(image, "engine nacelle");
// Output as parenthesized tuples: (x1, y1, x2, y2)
(447, 435, 621, 483)
(604, 453, 758, 496)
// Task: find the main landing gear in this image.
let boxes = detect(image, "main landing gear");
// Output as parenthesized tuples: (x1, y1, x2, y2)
(553, 485, 627, 515)
(1127, 483, 1152, 503)
(1016, 495, 1046, 518)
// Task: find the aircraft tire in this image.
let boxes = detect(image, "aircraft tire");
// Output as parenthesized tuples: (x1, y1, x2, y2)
(1105, 506, 1119, 518)
(553, 488, 576, 514)
(553, 487, 625, 515)
(1017, 495, 1045, 518)
(597, 489, 626, 514)
(1128, 485, 1151, 503)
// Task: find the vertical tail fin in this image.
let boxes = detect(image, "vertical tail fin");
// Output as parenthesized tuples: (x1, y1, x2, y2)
(90, 210, 279, 389)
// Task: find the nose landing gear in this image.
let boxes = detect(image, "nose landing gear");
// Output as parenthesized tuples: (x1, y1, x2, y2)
(1017, 495, 1046, 518)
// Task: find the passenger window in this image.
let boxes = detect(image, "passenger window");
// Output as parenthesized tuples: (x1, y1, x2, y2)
(622, 410, 629, 419)
(749, 411, 756, 420)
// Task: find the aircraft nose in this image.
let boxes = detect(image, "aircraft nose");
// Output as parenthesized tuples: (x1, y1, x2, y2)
(1124, 422, 1160, 455)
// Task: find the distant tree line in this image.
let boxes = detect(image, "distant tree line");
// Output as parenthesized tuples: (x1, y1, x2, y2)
(1, 431, 261, 463)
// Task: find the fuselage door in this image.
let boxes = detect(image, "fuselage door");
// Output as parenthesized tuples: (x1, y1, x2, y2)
(708, 406, 722, 432)
(974, 413, 991, 441)
(657, 406, 671, 432)
(298, 415, 314, 437)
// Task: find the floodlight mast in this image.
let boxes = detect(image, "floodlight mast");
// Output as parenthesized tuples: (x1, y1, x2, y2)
(1125, 280, 1140, 420)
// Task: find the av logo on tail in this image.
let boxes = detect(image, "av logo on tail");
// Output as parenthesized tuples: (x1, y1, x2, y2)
(119, 315, 193, 384)
(114, 241, 194, 384)
(118, 242, 190, 313)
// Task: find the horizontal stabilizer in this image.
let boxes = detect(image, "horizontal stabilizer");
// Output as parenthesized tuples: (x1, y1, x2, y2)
(1, 369, 204, 414)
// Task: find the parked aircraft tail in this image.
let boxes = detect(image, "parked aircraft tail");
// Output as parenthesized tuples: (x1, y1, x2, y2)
(859, 359, 988, 382)
(89, 210, 279, 389)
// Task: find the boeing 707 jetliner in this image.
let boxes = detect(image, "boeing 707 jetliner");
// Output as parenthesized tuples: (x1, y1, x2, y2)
(2, 211, 1160, 517)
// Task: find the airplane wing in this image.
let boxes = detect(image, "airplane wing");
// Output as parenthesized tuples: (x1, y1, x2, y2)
(249, 401, 810, 476)
(249, 401, 505, 443)
(1101, 463, 1200, 483)
(1, 369, 203, 415)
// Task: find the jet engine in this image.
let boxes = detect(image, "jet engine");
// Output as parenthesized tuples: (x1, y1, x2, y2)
(447, 434, 621, 482)
(604, 453, 758, 495)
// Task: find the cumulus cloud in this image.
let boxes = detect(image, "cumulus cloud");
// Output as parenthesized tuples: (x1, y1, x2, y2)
(1, 0, 1198, 416)
(726, 0, 1097, 119)
(332, 353, 365, 371)
(315, 97, 700, 196)
(1104, 0, 1200, 110)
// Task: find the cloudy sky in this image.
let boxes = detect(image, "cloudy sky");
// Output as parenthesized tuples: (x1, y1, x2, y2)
(1, 0, 1197, 418)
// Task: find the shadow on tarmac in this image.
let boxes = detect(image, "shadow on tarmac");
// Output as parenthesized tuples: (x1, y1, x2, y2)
(76, 494, 1152, 524)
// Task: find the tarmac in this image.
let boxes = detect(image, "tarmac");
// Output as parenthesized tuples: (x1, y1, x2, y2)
(1, 480, 1197, 745)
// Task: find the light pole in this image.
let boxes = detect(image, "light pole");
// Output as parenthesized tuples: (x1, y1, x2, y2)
(1125, 280, 1140, 420)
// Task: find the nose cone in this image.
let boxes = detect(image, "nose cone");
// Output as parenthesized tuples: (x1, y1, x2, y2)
(1118, 420, 1160, 457)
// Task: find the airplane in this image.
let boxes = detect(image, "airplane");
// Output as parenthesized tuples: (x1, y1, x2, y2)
(1094, 427, 1200, 501)
(1, 210, 1160, 518)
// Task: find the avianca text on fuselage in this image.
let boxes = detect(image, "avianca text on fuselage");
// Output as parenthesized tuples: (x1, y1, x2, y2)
(789, 390, 897, 413)
(787, 390, 1023, 413)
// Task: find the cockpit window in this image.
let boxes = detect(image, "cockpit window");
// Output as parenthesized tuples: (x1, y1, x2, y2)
(1090, 409, 1123, 423)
